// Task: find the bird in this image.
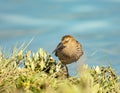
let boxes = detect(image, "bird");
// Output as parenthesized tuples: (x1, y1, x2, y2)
(53, 35, 83, 78)
(53, 35, 83, 65)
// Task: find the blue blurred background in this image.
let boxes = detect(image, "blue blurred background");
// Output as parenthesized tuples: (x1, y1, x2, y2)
(0, 0, 120, 75)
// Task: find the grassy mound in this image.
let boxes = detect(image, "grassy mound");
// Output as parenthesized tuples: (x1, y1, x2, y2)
(0, 47, 119, 93)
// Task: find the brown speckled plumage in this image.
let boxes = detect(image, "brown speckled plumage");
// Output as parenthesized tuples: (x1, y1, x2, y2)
(53, 35, 83, 65)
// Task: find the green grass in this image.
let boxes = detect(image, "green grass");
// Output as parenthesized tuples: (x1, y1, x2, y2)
(0, 46, 120, 93)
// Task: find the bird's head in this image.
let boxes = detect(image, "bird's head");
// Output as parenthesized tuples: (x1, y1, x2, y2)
(61, 35, 75, 45)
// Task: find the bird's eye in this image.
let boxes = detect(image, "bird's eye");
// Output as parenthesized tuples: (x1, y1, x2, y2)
(65, 38, 69, 42)
(62, 38, 70, 44)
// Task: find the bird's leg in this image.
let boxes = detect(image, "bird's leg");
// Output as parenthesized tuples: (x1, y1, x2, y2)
(64, 64, 69, 77)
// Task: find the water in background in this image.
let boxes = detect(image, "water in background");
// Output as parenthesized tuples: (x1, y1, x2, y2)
(0, 0, 120, 75)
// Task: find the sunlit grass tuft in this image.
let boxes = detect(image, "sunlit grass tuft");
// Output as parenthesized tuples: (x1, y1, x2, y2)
(0, 45, 119, 93)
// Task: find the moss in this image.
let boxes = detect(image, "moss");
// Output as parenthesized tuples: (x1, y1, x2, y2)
(0, 47, 119, 93)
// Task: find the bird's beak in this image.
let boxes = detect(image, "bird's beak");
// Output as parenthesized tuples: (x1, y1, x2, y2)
(52, 42, 63, 54)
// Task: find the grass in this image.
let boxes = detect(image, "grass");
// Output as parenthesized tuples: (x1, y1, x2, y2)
(0, 46, 120, 93)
